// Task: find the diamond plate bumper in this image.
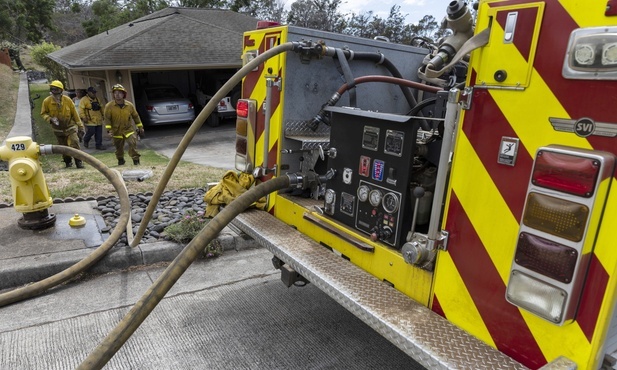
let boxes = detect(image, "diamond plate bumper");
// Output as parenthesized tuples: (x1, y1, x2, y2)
(232, 209, 528, 370)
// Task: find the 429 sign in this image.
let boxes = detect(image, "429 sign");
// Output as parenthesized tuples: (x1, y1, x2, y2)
(11, 142, 27, 151)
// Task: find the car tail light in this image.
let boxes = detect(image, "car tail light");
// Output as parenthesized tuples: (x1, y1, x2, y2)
(506, 145, 615, 325)
(146, 105, 154, 112)
(188, 103, 194, 110)
(235, 99, 257, 172)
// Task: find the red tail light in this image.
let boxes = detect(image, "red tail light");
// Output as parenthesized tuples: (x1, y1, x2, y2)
(146, 105, 154, 112)
(188, 103, 194, 110)
(236, 100, 249, 118)
(532, 150, 600, 197)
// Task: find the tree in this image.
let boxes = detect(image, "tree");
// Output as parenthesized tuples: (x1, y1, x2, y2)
(81, 0, 168, 38)
(231, 0, 287, 23)
(344, 6, 411, 44)
(0, 0, 54, 43)
(287, 0, 346, 33)
(344, 11, 373, 39)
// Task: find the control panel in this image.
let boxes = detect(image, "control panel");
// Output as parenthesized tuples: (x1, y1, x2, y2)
(323, 107, 420, 249)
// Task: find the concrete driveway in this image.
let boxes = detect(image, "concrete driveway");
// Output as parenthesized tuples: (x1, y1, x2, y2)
(140, 120, 236, 170)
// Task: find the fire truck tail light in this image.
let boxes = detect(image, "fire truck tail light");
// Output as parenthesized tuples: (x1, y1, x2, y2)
(236, 119, 247, 136)
(236, 100, 249, 118)
(507, 146, 614, 325)
(234, 99, 256, 173)
(507, 270, 567, 324)
(532, 151, 599, 197)
(236, 137, 247, 155)
(235, 154, 249, 172)
(515, 233, 578, 283)
(523, 193, 589, 242)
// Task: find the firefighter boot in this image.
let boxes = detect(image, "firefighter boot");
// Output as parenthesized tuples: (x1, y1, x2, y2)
(75, 159, 84, 169)
(118, 158, 125, 166)
(133, 158, 140, 165)
(64, 158, 73, 168)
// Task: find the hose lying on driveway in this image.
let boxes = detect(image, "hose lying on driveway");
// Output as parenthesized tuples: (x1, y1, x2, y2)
(78, 174, 292, 370)
(130, 41, 299, 247)
(0, 145, 131, 307)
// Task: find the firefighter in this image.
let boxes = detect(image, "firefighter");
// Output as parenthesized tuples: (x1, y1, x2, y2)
(40, 80, 86, 168)
(79, 87, 105, 150)
(104, 84, 145, 166)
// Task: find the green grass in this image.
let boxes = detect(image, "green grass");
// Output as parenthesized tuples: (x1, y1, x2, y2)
(0, 64, 20, 140)
(0, 83, 228, 202)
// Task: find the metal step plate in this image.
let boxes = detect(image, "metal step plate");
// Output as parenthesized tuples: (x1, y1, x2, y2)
(232, 209, 527, 370)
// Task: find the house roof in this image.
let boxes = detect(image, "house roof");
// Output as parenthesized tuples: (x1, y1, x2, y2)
(48, 7, 258, 71)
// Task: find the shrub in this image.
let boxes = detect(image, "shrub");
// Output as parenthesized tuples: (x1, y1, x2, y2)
(163, 210, 222, 258)
(30, 42, 65, 82)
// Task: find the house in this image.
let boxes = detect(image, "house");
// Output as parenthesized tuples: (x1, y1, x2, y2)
(48, 7, 258, 109)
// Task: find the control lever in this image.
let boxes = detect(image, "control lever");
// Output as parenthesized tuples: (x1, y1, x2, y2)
(409, 186, 426, 237)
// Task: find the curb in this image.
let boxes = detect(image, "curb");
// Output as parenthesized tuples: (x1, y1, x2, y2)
(0, 233, 260, 291)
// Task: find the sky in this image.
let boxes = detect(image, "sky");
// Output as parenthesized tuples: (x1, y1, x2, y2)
(337, 0, 453, 25)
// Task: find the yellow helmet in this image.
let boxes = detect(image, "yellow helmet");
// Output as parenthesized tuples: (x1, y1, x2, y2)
(112, 84, 127, 93)
(49, 80, 64, 90)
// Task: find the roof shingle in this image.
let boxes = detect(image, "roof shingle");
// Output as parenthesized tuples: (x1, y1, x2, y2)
(49, 8, 258, 70)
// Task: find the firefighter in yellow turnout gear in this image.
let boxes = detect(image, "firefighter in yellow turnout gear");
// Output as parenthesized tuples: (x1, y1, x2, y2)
(40, 80, 86, 168)
(79, 86, 105, 150)
(104, 84, 145, 166)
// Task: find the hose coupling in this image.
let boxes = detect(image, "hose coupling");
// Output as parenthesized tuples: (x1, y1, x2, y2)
(39, 144, 53, 156)
(286, 173, 304, 189)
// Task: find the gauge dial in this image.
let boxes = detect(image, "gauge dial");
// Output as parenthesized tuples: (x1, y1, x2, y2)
(325, 189, 335, 205)
(369, 189, 383, 207)
(382, 192, 400, 214)
(357, 185, 369, 202)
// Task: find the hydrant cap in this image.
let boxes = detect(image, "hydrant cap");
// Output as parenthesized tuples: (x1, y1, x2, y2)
(69, 213, 86, 227)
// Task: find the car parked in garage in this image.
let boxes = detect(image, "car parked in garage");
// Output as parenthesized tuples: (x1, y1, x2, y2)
(136, 84, 195, 126)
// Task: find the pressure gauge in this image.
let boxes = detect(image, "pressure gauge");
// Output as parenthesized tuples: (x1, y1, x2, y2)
(357, 185, 370, 202)
(325, 189, 336, 205)
(369, 189, 382, 207)
(324, 189, 336, 215)
(382, 192, 400, 214)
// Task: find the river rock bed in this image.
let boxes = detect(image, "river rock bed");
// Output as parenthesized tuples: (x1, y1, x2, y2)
(97, 188, 207, 247)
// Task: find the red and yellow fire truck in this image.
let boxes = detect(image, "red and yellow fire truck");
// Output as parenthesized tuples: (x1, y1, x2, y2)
(229, 0, 617, 368)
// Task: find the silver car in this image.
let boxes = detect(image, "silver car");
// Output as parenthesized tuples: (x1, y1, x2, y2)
(137, 84, 195, 126)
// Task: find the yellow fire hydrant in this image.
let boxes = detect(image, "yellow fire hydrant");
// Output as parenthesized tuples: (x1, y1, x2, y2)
(0, 136, 56, 229)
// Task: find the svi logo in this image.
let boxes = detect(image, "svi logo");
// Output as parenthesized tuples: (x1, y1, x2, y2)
(575, 118, 595, 138)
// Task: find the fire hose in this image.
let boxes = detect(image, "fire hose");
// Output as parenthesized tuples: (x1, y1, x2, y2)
(130, 42, 299, 247)
(0, 145, 131, 307)
(77, 174, 292, 370)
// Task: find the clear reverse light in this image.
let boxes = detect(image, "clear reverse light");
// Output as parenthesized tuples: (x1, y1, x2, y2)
(506, 270, 567, 323)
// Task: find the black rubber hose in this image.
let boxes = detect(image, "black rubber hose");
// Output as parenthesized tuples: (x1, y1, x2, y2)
(0, 145, 130, 307)
(331, 50, 419, 109)
(77, 175, 292, 370)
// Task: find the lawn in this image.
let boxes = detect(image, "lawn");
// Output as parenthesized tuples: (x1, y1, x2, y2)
(0, 82, 227, 203)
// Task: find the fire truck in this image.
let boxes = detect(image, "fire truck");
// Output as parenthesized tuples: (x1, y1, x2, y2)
(228, 0, 617, 368)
